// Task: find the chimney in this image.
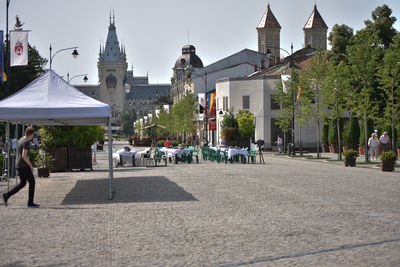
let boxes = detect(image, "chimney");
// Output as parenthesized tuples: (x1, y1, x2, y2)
(253, 64, 258, 72)
(261, 59, 265, 70)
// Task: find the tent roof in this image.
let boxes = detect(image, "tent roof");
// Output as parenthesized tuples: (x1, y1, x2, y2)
(0, 70, 110, 125)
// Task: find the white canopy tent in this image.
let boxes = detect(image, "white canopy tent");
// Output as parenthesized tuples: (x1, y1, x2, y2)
(0, 70, 115, 199)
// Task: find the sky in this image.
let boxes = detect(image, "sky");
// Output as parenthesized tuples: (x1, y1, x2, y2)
(1, 0, 399, 85)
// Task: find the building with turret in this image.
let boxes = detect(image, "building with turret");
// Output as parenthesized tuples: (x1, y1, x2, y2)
(76, 14, 170, 123)
(303, 4, 328, 50)
(257, 3, 281, 58)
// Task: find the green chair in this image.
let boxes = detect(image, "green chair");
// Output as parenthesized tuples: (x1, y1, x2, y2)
(192, 149, 200, 163)
(248, 149, 257, 164)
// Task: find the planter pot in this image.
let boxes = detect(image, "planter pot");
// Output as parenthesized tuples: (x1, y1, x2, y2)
(329, 144, 338, 153)
(68, 147, 92, 171)
(344, 157, 356, 167)
(358, 146, 365, 156)
(397, 149, 400, 158)
(46, 148, 69, 172)
(329, 146, 333, 153)
(37, 167, 50, 178)
(322, 144, 329, 153)
(381, 160, 395, 172)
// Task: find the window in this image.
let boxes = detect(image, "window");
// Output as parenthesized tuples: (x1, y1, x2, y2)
(243, 95, 250, 110)
(223, 96, 229, 111)
(270, 97, 280, 110)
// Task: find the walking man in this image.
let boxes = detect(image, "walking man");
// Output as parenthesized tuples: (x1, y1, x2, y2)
(379, 131, 390, 152)
(2, 127, 40, 208)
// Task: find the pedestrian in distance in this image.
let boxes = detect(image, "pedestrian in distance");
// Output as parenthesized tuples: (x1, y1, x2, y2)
(2, 127, 40, 208)
(379, 131, 390, 152)
(275, 135, 283, 154)
(368, 133, 379, 160)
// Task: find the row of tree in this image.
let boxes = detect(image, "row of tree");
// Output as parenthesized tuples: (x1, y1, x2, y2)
(272, 4, 400, 162)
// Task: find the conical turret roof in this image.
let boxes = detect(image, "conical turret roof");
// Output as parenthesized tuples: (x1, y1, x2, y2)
(257, 3, 281, 29)
(304, 4, 328, 29)
(103, 14, 123, 62)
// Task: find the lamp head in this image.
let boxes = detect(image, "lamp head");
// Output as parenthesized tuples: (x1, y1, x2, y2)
(72, 49, 79, 58)
(83, 75, 88, 83)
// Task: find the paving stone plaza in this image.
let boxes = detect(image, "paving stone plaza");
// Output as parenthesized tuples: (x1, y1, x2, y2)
(0, 141, 399, 266)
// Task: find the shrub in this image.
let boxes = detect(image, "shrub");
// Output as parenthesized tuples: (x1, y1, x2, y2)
(342, 121, 350, 147)
(379, 151, 397, 161)
(171, 140, 179, 147)
(29, 150, 39, 165)
(221, 127, 239, 141)
(398, 125, 400, 149)
(328, 119, 338, 145)
(157, 140, 165, 147)
(40, 126, 105, 148)
(347, 113, 360, 147)
(34, 152, 54, 172)
(343, 149, 359, 158)
(237, 110, 255, 139)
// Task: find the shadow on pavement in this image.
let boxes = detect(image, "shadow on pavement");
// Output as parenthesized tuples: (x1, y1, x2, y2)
(61, 176, 198, 205)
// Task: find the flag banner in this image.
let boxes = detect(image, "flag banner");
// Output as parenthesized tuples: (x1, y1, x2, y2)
(281, 74, 291, 94)
(10, 31, 29, 67)
(163, 104, 170, 114)
(207, 92, 216, 119)
(140, 119, 143, 125)
(148, 114, 153, 124)
(209, 121, 217, 131)
(144, 116, 148, 125)
(155, 109, 160, 118)
(0, 31, 3, 83)
(297, 85, 303, 102)
(198, 93, 206, 108)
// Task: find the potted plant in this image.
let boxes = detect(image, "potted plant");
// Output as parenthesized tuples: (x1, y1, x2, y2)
(379, 151, 397, 172)
(346, 113, 360, 150)
(34, 151, 54, 177)
(343, 149, 358, 167)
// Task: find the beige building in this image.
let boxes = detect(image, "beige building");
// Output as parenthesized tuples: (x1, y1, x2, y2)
(303, 4, 328, 50)
(257, 3, 281, 58)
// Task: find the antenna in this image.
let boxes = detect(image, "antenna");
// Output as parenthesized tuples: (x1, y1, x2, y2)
(188, 25, 190, 45)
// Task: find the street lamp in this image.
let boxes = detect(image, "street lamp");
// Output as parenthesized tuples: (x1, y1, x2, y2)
(267, 43, 296, 155)
(67, 72, 88, 83)
(49, 44, 79, 70)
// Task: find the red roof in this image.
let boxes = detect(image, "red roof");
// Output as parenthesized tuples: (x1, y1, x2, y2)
(303, 4, 328, 30)
(257, 3, 281, 29)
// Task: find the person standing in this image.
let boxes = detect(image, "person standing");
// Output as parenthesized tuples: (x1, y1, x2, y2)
(275, 135, 283, 154)
(368, 133, 379, 160)
(379, 131, 390, 152)
(2, 127, 40, 208)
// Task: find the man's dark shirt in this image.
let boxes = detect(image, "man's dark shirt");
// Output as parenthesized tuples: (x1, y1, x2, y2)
(16, 137, 31, 169)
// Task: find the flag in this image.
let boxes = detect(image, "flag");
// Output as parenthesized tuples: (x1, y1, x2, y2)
(148, 114, 153, 124)
(281, 75, 290, 94)
(140, 119, 143, 125)
(297, 85, 303, 101)
(10, 31, 29, 67)
(144, 116, 148, 125)
(198, 93, 206, 108)
(0, 31, 3, 83)
(163, 104, 170, 114)
(208, 93, 215, 113)
(155, 109, 160, 118)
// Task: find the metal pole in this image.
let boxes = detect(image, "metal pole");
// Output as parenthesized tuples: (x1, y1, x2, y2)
(5, 0, 10, 97)
(204, 73, 208, 145)
(6, 122, 10, 191)
(107, 120, 114, 200)
(290, 43, 295, 155)
(49, 44, 52, 70)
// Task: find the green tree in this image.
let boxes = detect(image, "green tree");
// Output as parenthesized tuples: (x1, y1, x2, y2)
(170, 93, 196, 140)
(347, 113, 360, 149)
(346, 30, 382, 161)
(378, 34, 400, 151)
(236, 110, 255, 139)
(117, 112, 136, 137)
(327, 24, 354, 64)
(221, 107, 238, 129)
(364, 4, 397, 49)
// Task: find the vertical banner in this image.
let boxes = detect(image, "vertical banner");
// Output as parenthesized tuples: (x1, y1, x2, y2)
(0, 31, 4, 83)
(163, 104, 170, 114)
(148, 114, 153, 124)
(10, 31, 29, 67)
(281, 74, 290, 94)
(143, 116, 148, 125)
(140, 119, 143, 125)
(207, 92, 216, 119)
(155, 109, 160, 118)
(198, 93, 206, 107)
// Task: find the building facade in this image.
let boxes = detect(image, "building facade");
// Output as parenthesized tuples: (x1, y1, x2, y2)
(303, 4, 328, 50)
(257, 3, 281, 58)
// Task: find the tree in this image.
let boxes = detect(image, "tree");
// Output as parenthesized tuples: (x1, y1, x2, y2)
(378, 33, 400, 151)
(221, 107, 238, 129)
(346, 113, 360, 149)
(364, 4, 397, 49)
(117, 112, 136, 137)
(170, 93, 196, 140)
(302, 50, 329, 157)
(346, 30, 382, 161)
(236, 110, 255, 139)
(327, 24, 354, 64)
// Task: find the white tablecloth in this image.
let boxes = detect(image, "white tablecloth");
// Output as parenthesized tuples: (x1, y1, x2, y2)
(113, 149, 137, 165)
(227, 148, 248, 159)
(160, 148, 191, 158)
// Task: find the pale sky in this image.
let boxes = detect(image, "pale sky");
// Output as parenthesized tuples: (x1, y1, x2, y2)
(1, 0, 399, 85)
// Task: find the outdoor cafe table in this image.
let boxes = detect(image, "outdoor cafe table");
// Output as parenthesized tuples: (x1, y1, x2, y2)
(113, 148, 137, 167)
(159, 147, 191, 163)
(211, 147, 248, 160)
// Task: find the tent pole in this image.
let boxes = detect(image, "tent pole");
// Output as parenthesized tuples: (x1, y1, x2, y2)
(108, 119, 114, 200)
(6, 122, 10, 191)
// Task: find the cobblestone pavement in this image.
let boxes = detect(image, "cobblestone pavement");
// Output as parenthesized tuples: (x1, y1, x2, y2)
(0, 142, 399, 266)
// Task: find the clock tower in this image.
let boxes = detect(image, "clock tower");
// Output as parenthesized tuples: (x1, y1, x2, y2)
(98, 14, 128, 120)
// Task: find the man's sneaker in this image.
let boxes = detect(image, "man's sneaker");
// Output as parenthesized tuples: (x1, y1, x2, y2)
(2, 194, 8, 207)
(27, 203, 40, 208)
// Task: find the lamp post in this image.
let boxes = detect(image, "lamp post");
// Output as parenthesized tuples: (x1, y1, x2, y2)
(67, 72, 88, 83)
(267, 43, 296, 155)
(49, 44, 79, 70)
